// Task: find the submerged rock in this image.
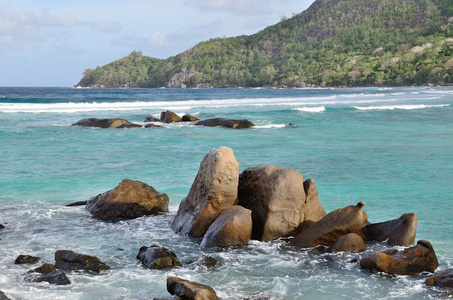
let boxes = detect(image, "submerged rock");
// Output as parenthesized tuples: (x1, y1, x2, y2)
(117, 123, 142, 129)
(72, 118, 131, 128)
(167, 276, 217, 300)
(137, 246, 182, 269)
(55, 250, 110, 273)
(360, 240, 439, 275)
(425, 268, 453, 288)
(65, 201, 88, 207)
(291, 202, 368, 248)
(161, 110, 182, 123)
(172, 147, 239, 237)
(145, 116, 160, 122)
(14, 255, 40, 264)
(201, 206, 252, 247)
(331, 233, 366, 253)
(195, 118, 255, 129)
(145, 124, 163, 128)
(86, 178, 169, 221)
(362, 213, 417, 246)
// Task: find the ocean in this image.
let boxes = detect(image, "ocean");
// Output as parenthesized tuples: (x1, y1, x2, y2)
(0, 86, 452, 299)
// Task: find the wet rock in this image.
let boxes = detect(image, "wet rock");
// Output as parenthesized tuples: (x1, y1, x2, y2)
(145, 124, 163, 128)
(72, 118, 131, 128)
(117, 123, 142, 129)
(238, 165, 306, 241)
(303, 179, 327, 225)
(201, 206, 252, 247)
(0, 224, 4, 229)
(182, 115, 199, 122)
(190, 256, 219, 268)
(167, 276, 217, 300)
(172, 147, 239, 237)
(86, 178, 169, 221)
(331, 233, 366, 253)
(0, 290, 11, 300)
(360, 240, 439, 275)
(14, 255, 40, 264)
(161, 110, 182, 123)
(425, 268, 453, 288)
(24, 270, 71, 285)
(195, 118, 255, 129)
(32, 263, 57, 274)
(145, 116, 160, 122)
(137, 246, 182, 269)
(55, 250, 110, 273)
(362, 213, 417, 246)
(66, 201, 88, 207)
(291, 202, 368, 248)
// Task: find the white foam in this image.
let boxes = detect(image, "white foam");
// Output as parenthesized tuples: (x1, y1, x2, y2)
(254, 124, 287, 129)
(353, 104, 450, 110)
(293, 106, 326, 112)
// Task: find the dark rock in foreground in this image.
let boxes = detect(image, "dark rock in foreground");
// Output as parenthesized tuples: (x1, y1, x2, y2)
(66, 201, 88, 207)
(14, 255, 40, 264)
(0, 290, 11, 300)
(55, 250, 110, 273)
(362, 213, 417, 246)
(72, 118, 131, 128)
(137, 246, 182, 269)
(360, 240, 439, 275)
(425, 268, 453, 288)
(172, 147, 239, 237)
(161, 110, 182, 123)
(86, 178, 169, 221)
(195, 118, 255, 129)
(182, 115, 199, 122)
(201, 206, 252, 247)
(331, 233, 366, 253)
(25, 263, 70, 285)
(167, 276, 217, 300)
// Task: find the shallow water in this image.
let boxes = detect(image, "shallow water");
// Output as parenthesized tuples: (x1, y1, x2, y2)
(0, 87, 452, 299)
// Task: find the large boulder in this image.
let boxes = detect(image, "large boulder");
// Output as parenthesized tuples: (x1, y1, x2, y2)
(137, 246, 182, 269)
(182, 115, 199, 122)
(237, 165, 306, 241)
(55, 250, 110, 273)
(14, 255, 40, 264)
(362, 213, 417, 246)
(86, 179, 169, 221)
(303, 178, 327, 225)
(195, 118, 255, 129)
(72, 118, 131, 128)
(167, 276, 217, 300)
(425, 268, 453, 288)
(200, 206, 252, 248)
(331, 233, 366, 253)
(291, 202, 368, 248)
(172, 147, 239, 237)
(161, 110, 182, 123)
(25, 263, 71, 285)
(360, 240, 439, 275)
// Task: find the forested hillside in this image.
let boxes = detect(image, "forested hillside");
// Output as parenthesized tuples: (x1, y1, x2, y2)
(76, 0, 453, 88)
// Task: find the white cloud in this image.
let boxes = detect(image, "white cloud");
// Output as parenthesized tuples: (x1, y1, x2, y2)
(91, 20, 122, 33)
(36, 10, 79, 27)
(185, 0, 271, 15)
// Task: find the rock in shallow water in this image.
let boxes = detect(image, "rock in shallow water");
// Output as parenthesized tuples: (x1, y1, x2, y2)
(362, 212, 417, 246)
(167, 276, 217, 300)
(55, 250, 110, 273)
(24, 270, 71, 285)
(72, 118, 131, 129)
(14, 255, 40, 264)
(425, 268, 453, 288)
(137, 246, 182, 269)
(331, 233, 366, 253)
(195, 118, 255, 129)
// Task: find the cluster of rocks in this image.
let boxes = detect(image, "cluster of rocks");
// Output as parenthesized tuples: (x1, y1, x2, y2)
(71, 109, 255, 129)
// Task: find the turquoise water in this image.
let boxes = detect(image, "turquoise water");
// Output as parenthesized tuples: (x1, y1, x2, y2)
(0, 87, 452, 299)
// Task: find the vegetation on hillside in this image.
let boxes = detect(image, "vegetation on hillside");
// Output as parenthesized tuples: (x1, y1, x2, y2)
(77, 0, 453, 88)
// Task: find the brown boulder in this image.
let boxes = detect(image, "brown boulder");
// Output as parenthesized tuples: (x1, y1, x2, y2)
(360, 240, 439, 275)
(200, 206, 252, 247)
(72, 118, 131, 128)
(303, 178, 327, 224)
(182, 115, 199, 122)
(167, 276, 217, 300)
(14, 255, 40, 264)
(55, 250, 110, 273)
(117, 123, 142, 129)
(237, 165, 306, 241)
(425, 268, 453, 288)
(291, 202, 368, 248)
(161, 110, 182, 123)
(172, 147, 239, 237)
(145, 116, 160, 122)
(195, 118, 255, 129)
(331, 233, 366, 253)
(86, 179, 169, 221)
(137, 246, 182, 269)
(362, 213, 417, 246)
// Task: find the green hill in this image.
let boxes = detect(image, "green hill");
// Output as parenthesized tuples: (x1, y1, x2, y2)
(76, 0, 453, 88)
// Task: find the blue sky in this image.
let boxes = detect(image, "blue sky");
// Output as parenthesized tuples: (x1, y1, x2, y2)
(1, 0, 315, 87)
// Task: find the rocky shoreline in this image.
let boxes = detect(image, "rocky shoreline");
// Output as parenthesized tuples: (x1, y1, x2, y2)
(2, 146, 453, 299)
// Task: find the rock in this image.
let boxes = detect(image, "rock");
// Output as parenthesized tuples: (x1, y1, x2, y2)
(291, 202, 368, 248)
(14, 255, 40, 264)
(167, 276, 217, 300)
(190, 256, 218, 268)
(117, 123, 142, 129)
(331, 233, 366, 253)
(137, 246, 182, 269)
(72, 118, 131, 128)
(172, 147, 239, 237)
(161, 110, 182, 123)
(362, 213, 417, 246)
(145, 124, 163, 128)
(65, 201, 88, 207)
(0, 290, 11, 300)
(86, 178, 169, 221)
(24, 270, 71, 285)
(237, 165, 305, 241)
(195, 118, 255, 129)
(182, 115, 199, 122)
(0, 224, 4, 229)
(145, 116, 160, 122)
(425, 268, 453, 288)
(303, 179, 327, 225)
(32, 263, 57, 274)
(200, 206, 252, 247)
(360, 240, 439, 275)
(55, 250, 110, 273)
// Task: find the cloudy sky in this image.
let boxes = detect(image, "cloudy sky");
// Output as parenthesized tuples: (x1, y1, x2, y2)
(1, 0, 315, 87)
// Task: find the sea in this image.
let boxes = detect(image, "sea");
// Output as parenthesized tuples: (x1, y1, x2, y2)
(0, 86, 452, 299)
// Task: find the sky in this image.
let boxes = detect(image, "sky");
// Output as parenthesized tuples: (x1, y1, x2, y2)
(0, 0, 316, 87)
